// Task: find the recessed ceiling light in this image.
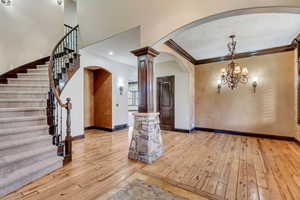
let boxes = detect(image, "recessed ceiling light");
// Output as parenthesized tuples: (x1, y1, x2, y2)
(109, 51, 114, 56)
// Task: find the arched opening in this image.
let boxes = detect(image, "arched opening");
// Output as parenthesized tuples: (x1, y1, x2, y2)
(84, 66, 113, 130)
(151, 6, 300, 137)
(154, 52, 191, 131)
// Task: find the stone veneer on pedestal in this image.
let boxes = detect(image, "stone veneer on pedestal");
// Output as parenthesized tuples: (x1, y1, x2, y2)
(128, 112, 163, 163)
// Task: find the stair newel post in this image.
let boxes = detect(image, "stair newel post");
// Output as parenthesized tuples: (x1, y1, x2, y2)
(63, 97, 72, 164)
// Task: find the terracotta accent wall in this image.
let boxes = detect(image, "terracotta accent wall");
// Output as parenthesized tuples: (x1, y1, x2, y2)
(84, 68, 112, 129)
(94, 70, 113, 129)
(84, 69, 94, 127)
(195, 51, 296, 137)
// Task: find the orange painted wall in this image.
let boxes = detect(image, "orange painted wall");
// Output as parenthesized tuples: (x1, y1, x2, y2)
(84, 68, 112, 129)
(84, 69, 95, 127)
(94, 70, 113, 129)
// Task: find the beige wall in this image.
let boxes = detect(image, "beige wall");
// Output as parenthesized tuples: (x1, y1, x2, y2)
(78, 1, 300, 48)
(64, 0, 77, 27)
(0, 0, 63, 74)
(295, 48, 300, 141)
(195, 51, 296, 137)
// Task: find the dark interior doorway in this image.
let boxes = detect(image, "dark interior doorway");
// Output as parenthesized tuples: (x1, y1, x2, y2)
(157, 76, 175, 131)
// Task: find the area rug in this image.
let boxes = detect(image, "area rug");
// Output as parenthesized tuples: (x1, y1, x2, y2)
(105, 179, 188, 200)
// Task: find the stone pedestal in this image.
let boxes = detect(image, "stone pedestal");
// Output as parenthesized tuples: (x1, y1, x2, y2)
(128, 112, 163, 163)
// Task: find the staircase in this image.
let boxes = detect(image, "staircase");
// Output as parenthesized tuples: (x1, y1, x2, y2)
(0, 63, 62, 196)
(0, 25, 79, 197)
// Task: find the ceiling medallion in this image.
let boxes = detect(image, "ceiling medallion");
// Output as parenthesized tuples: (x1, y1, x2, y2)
(219, 35, 248, 90)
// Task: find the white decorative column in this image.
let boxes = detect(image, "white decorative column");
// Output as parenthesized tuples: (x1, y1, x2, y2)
(128, 47, 163, 163)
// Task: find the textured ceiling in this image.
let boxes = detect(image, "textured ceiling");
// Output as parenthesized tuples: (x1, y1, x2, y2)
(173, 13, 300, 60)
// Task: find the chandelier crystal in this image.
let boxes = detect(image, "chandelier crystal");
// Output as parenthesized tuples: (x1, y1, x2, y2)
(220, 35, 248, 90)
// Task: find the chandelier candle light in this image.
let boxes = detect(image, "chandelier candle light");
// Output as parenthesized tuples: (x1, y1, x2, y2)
(219, 35, 249, 90)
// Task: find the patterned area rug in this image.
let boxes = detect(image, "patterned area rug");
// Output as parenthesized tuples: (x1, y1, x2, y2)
(106, 179, 188, 200)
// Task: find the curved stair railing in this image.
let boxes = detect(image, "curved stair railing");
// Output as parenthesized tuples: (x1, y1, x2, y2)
(48, 25, 80, 164)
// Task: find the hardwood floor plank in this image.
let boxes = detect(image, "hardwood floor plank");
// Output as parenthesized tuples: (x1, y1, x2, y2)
(2, 130, 300, 200)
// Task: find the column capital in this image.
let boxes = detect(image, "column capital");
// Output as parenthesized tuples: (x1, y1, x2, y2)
(131, 47, 160, 57)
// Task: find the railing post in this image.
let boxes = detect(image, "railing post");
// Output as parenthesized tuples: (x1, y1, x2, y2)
(63, 97, 72, 164)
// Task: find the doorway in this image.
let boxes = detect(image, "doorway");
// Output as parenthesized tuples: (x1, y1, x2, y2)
(157, 76, 175, 130)
(84, 67, 112, 130)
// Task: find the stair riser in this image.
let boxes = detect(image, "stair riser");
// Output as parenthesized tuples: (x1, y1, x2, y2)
(0, 93, 47, 99)
(0, 86, 48, 92)
(0, 110, 46, 118)
(37, 65, 48, 69)
(18, 74, 48, 79)
(0, 159, 62, 197)
(0, 128, 48, 137)
(0, 101, 46, 108)
(0, 119, 47, 129)
(27, 69, 48, 74)
(8, 79, 49, 85)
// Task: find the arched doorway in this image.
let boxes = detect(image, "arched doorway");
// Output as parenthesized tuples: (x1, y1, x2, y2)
(154, 52, 191, 131)
(84, 66, 113, 131)
(151, 7, 300, 137)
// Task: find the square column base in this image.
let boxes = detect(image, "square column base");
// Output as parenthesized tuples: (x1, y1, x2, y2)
(128, 112, 163, 163)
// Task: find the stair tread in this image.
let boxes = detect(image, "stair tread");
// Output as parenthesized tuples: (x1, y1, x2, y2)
(0, 91, 47, 94)
(0, 156, 62, 187)
(0, 115, 46, 122)
(8, 78, 49, 81)
(18, 73, 48, 75)
(0, 134, 51, 151)
(0, 107, 46, 112)
(28, 69, 48, 71)
(0, 145, 56, 168)
(0, 84, 48, 87)
(0, 99, 46, 102)
(0, 125, 48, 135)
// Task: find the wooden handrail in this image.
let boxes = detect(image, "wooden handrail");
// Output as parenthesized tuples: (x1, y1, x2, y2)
(48, 25, 79, 107)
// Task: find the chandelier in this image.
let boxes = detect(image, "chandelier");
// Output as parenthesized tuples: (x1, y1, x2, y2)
(219, 35, 248, 90)
(1, 0, 12, 6)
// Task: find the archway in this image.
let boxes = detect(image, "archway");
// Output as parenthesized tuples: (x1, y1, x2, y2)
(151, 6, 300, 137)
(84, 66, 113, 130)
(152, 7, 300, 48)
(154, 52, 192, 131)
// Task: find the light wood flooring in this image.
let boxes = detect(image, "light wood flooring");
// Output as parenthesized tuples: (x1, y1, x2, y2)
(2, 129, 300, 200)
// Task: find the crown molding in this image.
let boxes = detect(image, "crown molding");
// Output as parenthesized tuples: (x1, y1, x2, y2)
(195, 43, 296, 65)
(164, 39, 296, 65)
(164, 39, 197, 64)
